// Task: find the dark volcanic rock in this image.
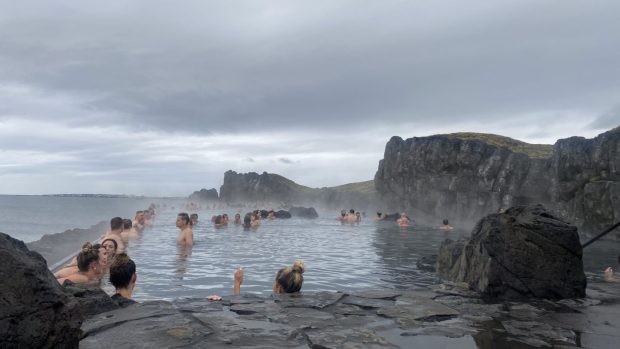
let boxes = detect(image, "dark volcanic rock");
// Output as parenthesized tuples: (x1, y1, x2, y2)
(289, 206, 319, 219)
(274, 209, 292, 218)
(437, 205, 587, 299)
(375, 127, 620, 233)
(188, 188, 219, 201)
(0, 233, 82, 348)
(63, 283, 120, 318)
(436, 239, 466, 279)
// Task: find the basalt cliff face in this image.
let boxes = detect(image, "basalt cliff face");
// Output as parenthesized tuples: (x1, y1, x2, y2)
(375, 127, 620, 233)
(219, 170, 379, 210)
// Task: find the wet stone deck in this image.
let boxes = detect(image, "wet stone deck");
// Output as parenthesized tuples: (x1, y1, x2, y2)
(79, 282, 620, 349)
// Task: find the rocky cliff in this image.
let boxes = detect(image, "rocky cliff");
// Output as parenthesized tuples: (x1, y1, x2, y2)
(375, 127, 620, 233)
(219, 170, 379, 210)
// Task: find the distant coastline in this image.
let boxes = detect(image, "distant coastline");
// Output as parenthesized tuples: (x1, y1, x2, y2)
(43, 194, 146, 198)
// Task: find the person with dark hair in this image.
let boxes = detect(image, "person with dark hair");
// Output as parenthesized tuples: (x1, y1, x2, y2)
(243, 214, 252, 230)
(57, 242, 107, 285)
(214, 215, 223, 228)
(176, 212, 193, 246)
(190, 213, 199, 226)
(234, 213, 242, 225)
(121, 218, 138, 241)
(133, 211, 145, 233)
(105, 217, 126, 253)
(440, 219, 453, 231)
(375, 212, 385, 221)
(109, 253, 137, 306)
(234, 260, 305, 295)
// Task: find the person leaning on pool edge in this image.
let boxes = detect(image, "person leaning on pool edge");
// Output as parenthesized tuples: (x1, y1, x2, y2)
(233, 260, 305, 295)
(109, 253, 137, 307)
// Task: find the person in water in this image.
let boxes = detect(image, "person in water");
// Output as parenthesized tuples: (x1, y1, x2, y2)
(120, 218, 138, 242)
(604, 254, 620, 281)
(234, 260, 305, 295)
(55, 242, 108, 279)
(222, 213, 229, 225)
(396, 212, 410, 227)
(214, 215, 223, 228)
(105, 217, 126, 253)
(234, 213, 242, 225)
(176, 212, 194, 246)
(190, 213, 199, 226)
(337, 210, 347, 223)
(375, 212, 385, 221)
(101, 238, 118, 261)
(133, 210, 146, 233)
(243, 214, 252, 230)
(440, 219, 453, 231)
(57, 242, 107, 285)
(109, 253, 137, 307)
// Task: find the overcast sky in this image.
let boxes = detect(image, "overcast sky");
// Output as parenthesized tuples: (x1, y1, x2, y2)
(1, 0, 619, 196)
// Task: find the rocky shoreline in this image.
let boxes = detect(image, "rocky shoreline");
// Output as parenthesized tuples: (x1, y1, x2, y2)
(79, 282, 620, 348)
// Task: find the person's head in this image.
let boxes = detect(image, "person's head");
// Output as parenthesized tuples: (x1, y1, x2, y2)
(176, 213, 191, 228)
(122, 218, 133, 230)
(341, 210, 346, 217)
(400, 212, 407, 217)
(109, 253, 137, 291)
(356, 212, 360, 217)
(273, 260, 305, 293)
(110, 217, 123, 231)
(77, 242, 101, 273)
(377, 212, 382, 217)
(214, 215, 222, 224)
(135, 210, 144, 221)
(235, 213, 241, 220)
(144, 210, 152, 219)
(243, 214, 252, 227)
(443, 219, 449, 225)
(349, 209, 355, 214)
(190, 213, 198, 224)
(101, 238, 118, 256)
(223, 213, 228, 219)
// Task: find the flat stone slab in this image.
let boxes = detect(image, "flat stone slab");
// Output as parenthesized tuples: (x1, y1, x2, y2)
(273, 291, 345, 309)
(78, 283, 620, 348)
(81, 302, 213, 349)
(341, 295, 396, 309)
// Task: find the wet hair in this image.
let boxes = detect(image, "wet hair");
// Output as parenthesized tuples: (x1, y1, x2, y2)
(275, 260, 305, 293)
(123, 218, 133, 230)
(377, 212, 382, 217)
(109, 253, 136, 289)
(214, 215, 222, 224)
(190, 213, 198, 219)
(135, 210, 144, 216)
(110, 217, 123, 230)
(101, 238, 118, 252)
(178, 212, 192, 226)
(349, 209, 355, 214)
(243, 214, 252, 228)
(443, 219, 449, 225)
(77, 242, 100, 272)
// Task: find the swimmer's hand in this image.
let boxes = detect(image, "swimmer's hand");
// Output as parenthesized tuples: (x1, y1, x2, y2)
(605, 267, 614, 280)
(233, 267, 244, 295)
(207, 295, 222, 301)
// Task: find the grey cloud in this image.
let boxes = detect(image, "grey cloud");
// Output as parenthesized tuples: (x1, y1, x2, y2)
(278, 157, 294, 164)
(0, 1, 619, 134)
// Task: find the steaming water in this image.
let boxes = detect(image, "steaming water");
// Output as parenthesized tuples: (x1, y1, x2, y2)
(1, 195, 617, 301)
(123, 210, 620, 301)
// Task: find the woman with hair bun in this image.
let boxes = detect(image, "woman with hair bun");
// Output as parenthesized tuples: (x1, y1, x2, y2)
(57, 242, 107, 285)
(233, 260, 305, 295)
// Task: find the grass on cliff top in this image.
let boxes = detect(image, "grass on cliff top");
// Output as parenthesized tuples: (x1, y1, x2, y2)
(328, 180, 376, 194)
(269, 173, 376, 194)
(442, 132, 553, 159)
(268, 173, 314, 193)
